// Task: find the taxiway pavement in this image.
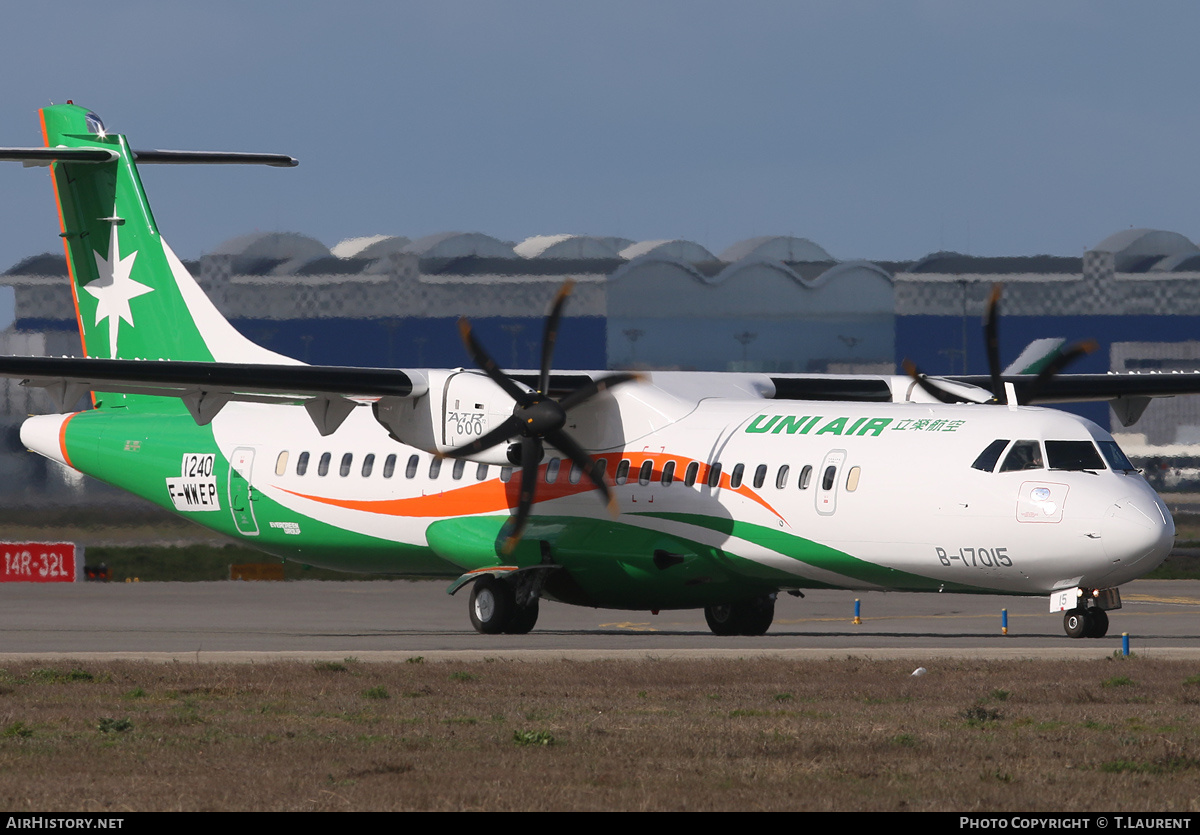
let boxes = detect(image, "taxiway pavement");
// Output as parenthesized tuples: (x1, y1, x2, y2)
(0, 578, 1197, 661)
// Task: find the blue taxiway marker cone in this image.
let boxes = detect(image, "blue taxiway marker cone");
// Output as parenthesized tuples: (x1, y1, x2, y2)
(1122, 633, 1130, 657)
(853, 598, 862, 625)
(1001, 608, 1008, 635)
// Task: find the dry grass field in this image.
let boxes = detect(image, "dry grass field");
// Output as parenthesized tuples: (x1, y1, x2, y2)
(0, 656, 1199, 811)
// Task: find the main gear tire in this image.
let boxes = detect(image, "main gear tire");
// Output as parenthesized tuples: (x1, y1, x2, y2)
(1086, 608, 1109, 639)
(504, 599, 540, 635)
(704, 596, 775, 636)
(469, 576, 515, 634)
(1063, 609, 1088, 639)
(704, 604, 739, 636)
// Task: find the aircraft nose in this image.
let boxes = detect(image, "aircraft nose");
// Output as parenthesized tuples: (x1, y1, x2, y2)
(1101, 493, 1175, 574)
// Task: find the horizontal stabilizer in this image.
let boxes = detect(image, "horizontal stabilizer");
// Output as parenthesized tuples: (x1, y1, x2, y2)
(0, 147, 119, 165)
(0, 148, 297, 167)
(132, 150, 298, 167)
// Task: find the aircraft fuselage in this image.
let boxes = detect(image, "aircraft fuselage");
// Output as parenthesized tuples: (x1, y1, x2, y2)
(22, 393, 1174, 611)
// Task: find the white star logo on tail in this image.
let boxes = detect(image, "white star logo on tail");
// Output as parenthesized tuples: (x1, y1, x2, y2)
(83, 224, 152, 357)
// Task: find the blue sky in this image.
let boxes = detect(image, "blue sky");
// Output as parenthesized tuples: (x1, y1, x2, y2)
(0, 1, 1196, 270)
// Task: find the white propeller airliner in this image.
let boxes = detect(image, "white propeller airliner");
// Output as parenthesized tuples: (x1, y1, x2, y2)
(0, 103, 1189, 639)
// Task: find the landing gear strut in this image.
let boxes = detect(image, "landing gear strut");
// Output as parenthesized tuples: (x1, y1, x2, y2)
(704, 594, 775, 636)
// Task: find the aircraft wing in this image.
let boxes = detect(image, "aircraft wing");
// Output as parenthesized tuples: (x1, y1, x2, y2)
(4, 354, 1200, 436)
(950, 372, 1200, 403)
(949, 372, 1200, 426)
(0, 355, 429, 435)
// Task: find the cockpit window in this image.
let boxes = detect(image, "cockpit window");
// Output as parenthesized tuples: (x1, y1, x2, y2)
(971, 439, 1010, 472)
(1046, 440, 1106, 471)
(1098, 440, 1137, 472)
(999, 440, 1043, 472)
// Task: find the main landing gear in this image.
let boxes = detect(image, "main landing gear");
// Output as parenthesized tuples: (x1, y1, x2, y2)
(703, 594, 776, 636)
(467, 574, 542, 635)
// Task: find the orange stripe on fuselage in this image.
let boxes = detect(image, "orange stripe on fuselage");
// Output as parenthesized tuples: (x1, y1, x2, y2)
(274, 451, 785, 522)
(40, 109, 94, 401)
(58, 412, 79, 469)
(621, 450, 786, 522)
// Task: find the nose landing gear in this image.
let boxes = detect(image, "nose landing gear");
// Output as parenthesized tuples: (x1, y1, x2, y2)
(1054, 587, 1119, 639)
(1063, 607, 1109, 639)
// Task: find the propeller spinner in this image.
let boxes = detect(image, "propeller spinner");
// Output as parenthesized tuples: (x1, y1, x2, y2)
(446, 281, 638, 553)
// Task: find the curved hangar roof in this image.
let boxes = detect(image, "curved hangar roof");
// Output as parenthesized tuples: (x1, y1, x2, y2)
(331, 235, 412, 259)
(620, 239, 716, 263)
(515, 235, 627, 259)
(719, 236, 834, 263)
(208, 232, 331, 275)
(1092, 228, 1200, 272)
(402, 232, 517, 259)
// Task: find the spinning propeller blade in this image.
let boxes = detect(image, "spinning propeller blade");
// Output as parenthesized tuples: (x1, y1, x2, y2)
(445, 282, 637, 553)
(904, 284, 1094, 406)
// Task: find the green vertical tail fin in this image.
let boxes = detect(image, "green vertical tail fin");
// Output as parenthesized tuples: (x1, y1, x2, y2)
(35, 104, 299, 398)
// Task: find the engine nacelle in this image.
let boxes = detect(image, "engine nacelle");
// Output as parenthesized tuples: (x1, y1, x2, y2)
(372, 369, 523, 465)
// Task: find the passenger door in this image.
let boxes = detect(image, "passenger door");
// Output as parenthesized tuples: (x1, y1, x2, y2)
(816, 449, 846, 516)
(228, 447, 260, 536)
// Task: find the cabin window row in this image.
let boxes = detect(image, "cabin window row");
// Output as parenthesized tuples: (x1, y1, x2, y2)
(273, 450, 862, 493)
(609, 458, 861, 493)
(275, 450, 500, 482)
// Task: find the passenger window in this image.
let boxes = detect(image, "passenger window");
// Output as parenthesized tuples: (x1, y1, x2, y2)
(775, 465, 790, 489)
(821, 465, 836, 491)
(846, 466, 861, 492)
(753, 464, 767, 489)
(500, 466, 513, 483)
(592, 459, 607, 483)
(568, 461, 582, 484)
(275, 451, 289, 477)
(383, 454, 396, 478)
(361, 453, 374, 477)
(684, 462, 699, 487)
(638, 460, 653, 486)
(972, 439, 1010, 472)
(405, 454, 418, 479)
(339, 453, 352, 477)
(545, 458, 560, 484)
(429, 458, 442, 480)
(318, 452, 331, 477)
(798, 465, 812, 490)
(662, 460, 676, 486)
(476, 463, 489, 481)
(999, 440, 1043, 473)
(730, 463, 745, 488)
(452, 458, 466, 480)
(707, 463, 722, 489)
(615, 459, 631, 485)
(296, 451, 309, 476)
(1046, 440, 1106, 471)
